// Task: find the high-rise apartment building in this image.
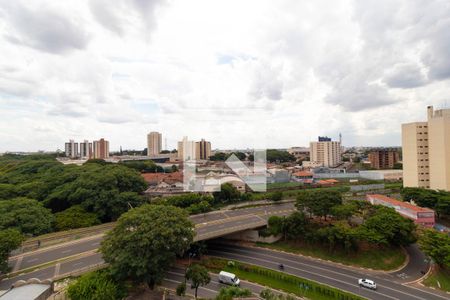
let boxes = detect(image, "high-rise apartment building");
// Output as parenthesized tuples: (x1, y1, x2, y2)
(177, 136, 196, 160)
(64, 140, 79, 158)
(79, 140, 92, 159)
(93, 138, 109, 159)
(368, 149, 399, 169)
(195, 139, 212, 160)
(147, 132, 162, 156)
(310, 137, 342, 167)
(402, 106, 450, 191)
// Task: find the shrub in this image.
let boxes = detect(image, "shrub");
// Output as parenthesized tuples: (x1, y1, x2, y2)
(67, 269, 127, 300)
(216, 287, 252, 300)
(176, 282, 186, 296)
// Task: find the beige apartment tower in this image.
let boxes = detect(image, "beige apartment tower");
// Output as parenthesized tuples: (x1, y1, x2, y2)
(93, 138, 109, 159)
(195, 139, 212, 160)
(147, 132, 162, 156)
(402, 106, 450, 191)
(310, 137, 342, 167)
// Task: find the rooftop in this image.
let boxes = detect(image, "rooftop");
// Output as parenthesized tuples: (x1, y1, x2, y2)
(367, 194, 434, 213)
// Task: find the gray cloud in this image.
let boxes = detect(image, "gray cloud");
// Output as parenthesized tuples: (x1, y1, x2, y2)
(249, 62, 284, 101)
(89, 0, 165, 36)
(383, 63, 428, 88)
(1, 2, 90, 54)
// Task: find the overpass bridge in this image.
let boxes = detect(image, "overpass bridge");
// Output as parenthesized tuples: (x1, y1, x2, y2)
(5, 202, 296, 282)
(193, 203, 294, 241)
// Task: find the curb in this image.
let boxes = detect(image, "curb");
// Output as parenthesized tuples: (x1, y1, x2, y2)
(9, 234, 105, 261)
(403, 263, 433, 285)
(245, 243, 407, 275)
(7, 250, 99, 278)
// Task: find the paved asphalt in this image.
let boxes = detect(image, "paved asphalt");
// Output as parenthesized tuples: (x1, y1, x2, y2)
(207, 243, 448, 300)
(8, 203, 295, 273)
(3, 202, 446, 300)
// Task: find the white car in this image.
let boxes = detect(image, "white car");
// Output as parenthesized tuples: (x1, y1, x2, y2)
(358, 278, 377, 290)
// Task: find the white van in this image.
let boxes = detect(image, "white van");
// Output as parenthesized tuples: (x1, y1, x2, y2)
(218, 271, 240, 286)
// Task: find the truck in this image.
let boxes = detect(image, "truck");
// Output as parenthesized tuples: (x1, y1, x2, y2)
(218, 271, 241, 286)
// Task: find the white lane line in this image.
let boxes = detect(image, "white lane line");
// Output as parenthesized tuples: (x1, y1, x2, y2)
(72, 262, 84, 268)
(91, 242, 100, 246)
(12, 256, 23, 272)
(218, 248, 431, 300)
(61, 249, 72, 254)
(26, 258, 39, 263)
(163, 278, 218, 294)
(54, 263, 61, 277)
(401, 283, 450, 300)
(211, 251, 399, 300)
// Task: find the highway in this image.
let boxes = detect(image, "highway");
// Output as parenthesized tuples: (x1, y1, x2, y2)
(7, 202, 295, 274)
(3, 202, 447, 300)
(207, 243, 448, 300)
(2, 242, 447, 300)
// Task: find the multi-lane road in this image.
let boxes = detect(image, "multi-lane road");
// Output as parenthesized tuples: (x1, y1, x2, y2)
(6, 203, 295, 277)
(2, 202, 448, 300)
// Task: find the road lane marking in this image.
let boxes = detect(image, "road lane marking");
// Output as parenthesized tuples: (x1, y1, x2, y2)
(12, 256, 23, 272)
(215, 247, 442, 300)
(216, 247, 434, 300)
(26, 258, 39, 263)
(61, 249, 72, 254)
(210, 251, 400, 300)
(54, 263, 61, 277)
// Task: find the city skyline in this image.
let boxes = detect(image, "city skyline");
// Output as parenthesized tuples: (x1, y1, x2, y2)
(1, 0, 450, 152)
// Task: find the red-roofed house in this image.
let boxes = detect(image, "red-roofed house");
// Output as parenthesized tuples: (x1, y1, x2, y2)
(293, 171, 313, 179)
(366, 194, 435, 227)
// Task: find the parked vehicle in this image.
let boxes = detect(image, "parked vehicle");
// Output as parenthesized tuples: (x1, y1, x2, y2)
(219, 271, 241, 286)
(358, 278, 377, 290)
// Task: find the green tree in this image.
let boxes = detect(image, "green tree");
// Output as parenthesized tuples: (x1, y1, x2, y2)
(0, 229, 23, 274)
(283, 212, 309, 240)
(213, 183, 241, 204)
(176, 282, 187, 296)
(296, 190, 342, 220)
(185, 264, 211, 299)
(361, 206, 417, 246)
(266, 150, 296, 163)
(269, 191, 283, 202)
(67, 269, 127, 300)
(268, 216, 285, 237)
(0, 197, 54, 235)
(54, 205, 100, 231)
(0, 183, 16, 200)
(100, 205, 194, 289)
(419, 229, 450, 267)
(331, 203, 358, 221)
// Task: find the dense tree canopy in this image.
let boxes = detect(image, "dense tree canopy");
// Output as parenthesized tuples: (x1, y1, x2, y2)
(0, 197, 54, 235)
(419, 229, 450, 267)
(213, 183, 241, 203)
(0, 229, 23, 274)
(100, 204, 194, 289)
(401, 187, 450, 218)
(0, 157, 148, 231)
(360, 206, 417, 246)
(266, 149, 296, 163)
(54, 205, 100, 231)
(67, 269, 127, 300)
(296, 190, 343, 219)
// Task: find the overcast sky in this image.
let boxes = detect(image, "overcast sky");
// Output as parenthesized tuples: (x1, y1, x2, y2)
(1, 0, 450, 152)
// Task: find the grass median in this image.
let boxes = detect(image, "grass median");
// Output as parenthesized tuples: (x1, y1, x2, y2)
(423, 267, 450, 292)
(256, 241, 406, 271)
(201, 257, 366, 300)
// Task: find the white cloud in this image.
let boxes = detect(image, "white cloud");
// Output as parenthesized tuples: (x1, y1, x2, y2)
(0, 0, 450, 152)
